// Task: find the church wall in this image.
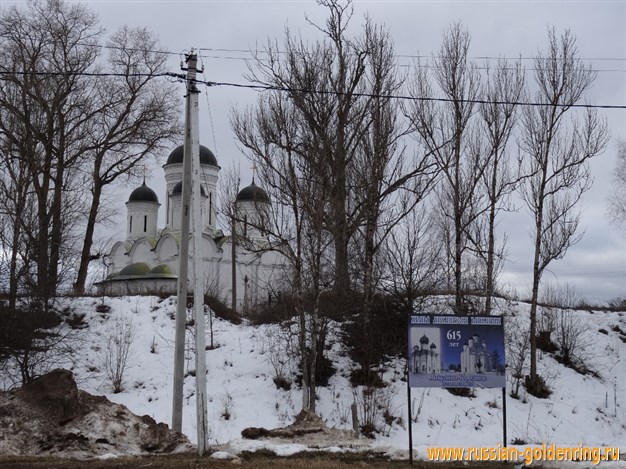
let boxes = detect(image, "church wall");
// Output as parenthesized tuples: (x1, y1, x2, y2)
(164, 162, 219, 231)
(98, 278, 177, 296)
(100, 236, 289, 309)
(126, 201, 159, 241)
(130, 238, 158, 265)
(157, 236, 179, 266)
(235, 200, 270, 240)
(109, 242, 130, 274)
(101, 148, 287, 307)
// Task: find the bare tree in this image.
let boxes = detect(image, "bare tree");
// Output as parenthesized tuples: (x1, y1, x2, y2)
(471, 58, 525, 314)
(381, 207, 443, 315)
(0, 0, 102, 301)
(0, 0, 181, 299)
(608, 140, 626, 228)
(234, 0, 439, 393)
(406, 23, 488, 314)
(0, 136, 37, 309)
(519, 28, 608, 395)
(73, 26, 181, 294)
(236, 1, 428, 298)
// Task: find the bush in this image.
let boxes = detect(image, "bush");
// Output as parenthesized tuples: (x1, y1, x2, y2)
(554, 310, 593, 374)
(607, 297, 626, 311)
(536, 330, 558, 353)
(341, 293, 408, 378)
(505, 312, 530, 399)
(102, 313, 135, 393)
(353, 385, 397, 438)
(447, 387, 476, 398)
(524, 374, 551, 398)
(248, 293, 296, 325)
(299, 352, 336, 388)
(204, 294, 242, 325)
(0, 300, 72, 386)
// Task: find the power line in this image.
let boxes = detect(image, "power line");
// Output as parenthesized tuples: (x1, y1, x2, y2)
(75, 42, 626, 73)
(197, 47, 626, 72)
(198, 46, 626, 63)
(1, 69, 624, 110)
(201, 79, 626, 110)
(0, 70, 180, 79)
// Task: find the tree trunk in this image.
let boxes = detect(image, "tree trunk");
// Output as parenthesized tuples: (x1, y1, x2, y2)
(484, 159, 499, 315)
(529, 214, 543, 381)
(74, 181, 102, 294)
(48, 164, 65, 299)
(331, 160, 350, 296)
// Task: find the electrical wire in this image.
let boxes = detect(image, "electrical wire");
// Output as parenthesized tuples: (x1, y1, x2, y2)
(200, 78, 626, 110)
(69, 41, 626, 73)
(1, 68, 624, 109)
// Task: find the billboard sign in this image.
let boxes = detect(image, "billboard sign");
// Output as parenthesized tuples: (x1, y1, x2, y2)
(408, 314, 506, 388)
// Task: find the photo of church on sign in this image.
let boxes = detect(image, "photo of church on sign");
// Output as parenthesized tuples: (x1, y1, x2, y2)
(460, 333, 499, 374)
(409, 328, 441, 374)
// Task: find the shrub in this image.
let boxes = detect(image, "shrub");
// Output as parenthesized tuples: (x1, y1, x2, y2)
(353, 385, 397, 438)
(249, 293, 298, 325)
(341, 292, 408, 378)
(0, 300, 74, 386)
(505, 312, 530, 399)
(102, 313, 135, 393)
(524, 374, 551, 398)
(447, 387, 476, 398)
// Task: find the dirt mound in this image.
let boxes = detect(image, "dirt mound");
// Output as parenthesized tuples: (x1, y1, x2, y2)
(0, 369, 192, 458)
(241, 410, 360, 446)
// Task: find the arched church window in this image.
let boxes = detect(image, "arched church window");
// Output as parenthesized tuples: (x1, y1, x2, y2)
(129, 216, 132, 233)
(209, 192, 212, 225)
(144, 215, 147, 232)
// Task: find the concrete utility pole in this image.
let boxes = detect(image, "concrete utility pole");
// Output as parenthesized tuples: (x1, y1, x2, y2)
(172, 51, 208, 455)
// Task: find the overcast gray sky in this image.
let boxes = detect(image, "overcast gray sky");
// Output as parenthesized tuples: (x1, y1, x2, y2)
(8, 0, 626, 302)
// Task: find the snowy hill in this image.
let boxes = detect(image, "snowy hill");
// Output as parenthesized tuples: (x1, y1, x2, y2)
(7, 295, 625, 462)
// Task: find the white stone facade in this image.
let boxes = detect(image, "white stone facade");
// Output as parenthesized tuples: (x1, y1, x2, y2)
(97, 145, 288, 308)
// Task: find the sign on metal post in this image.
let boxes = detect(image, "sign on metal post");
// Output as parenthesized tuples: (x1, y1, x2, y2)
(406, 314, 508, 463)
(408, 315, 506, 388)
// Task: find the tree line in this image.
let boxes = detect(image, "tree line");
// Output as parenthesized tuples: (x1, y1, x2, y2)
(0, 0, 181, 308)
(0, 0, 611, 402)
(231, 0, 608, 402)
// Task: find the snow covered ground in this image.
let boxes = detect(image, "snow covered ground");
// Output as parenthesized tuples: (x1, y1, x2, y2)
(12, 295, 625, 464)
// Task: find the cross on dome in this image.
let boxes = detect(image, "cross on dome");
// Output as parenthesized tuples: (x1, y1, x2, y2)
(251, 162, 258, 183)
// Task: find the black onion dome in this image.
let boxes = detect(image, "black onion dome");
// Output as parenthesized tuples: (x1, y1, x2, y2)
(165, 145, 218, 167)
(419, 334, 429, 345)
(128, 181, 159, 203)
(171, 181, 206, 196)
(236, 181, 270, 203)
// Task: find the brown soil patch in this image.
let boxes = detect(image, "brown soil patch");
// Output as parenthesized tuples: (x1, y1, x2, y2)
(0, 369, 191, 458)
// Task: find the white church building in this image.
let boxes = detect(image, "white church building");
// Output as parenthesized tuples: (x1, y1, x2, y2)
(96, 144, 289, 309)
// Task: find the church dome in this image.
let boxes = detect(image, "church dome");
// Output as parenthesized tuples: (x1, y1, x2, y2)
(171, 181, 207, 196)
(148, 264, 177, 278)
(119, 262, 151, 277)
(128, 181, 159, 203)
(165, 145, 218, 167)
(236, 181, 270, 203)
(419, 334, 429, 345)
